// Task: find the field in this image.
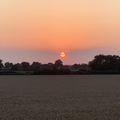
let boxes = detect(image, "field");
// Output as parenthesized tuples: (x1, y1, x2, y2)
(0, 75, 120, 120)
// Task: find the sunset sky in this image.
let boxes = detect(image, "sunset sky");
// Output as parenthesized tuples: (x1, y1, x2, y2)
(0, 0, 120, 65)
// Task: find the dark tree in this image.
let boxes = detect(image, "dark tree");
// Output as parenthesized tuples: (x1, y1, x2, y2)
(42, 63, 54, 70)
(0, 59, 3, 69)
(54, 59, 63, 69)
(21, 62, 30, 70)
(12, 63, 22, 70)
(72, 64, 81, 69)
(47, 62, 54, 67)
(81, 63, 88, 67)
(88, 54, 120, 71)
(30, 62, 41, 70)
(115, 59, 120, 70)
(4, 62, 13, 68)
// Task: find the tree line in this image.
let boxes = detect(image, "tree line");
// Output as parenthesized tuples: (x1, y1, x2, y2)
(88, 54, 120, 73)
(1, 54, 120, 74)
(0, 59, 62, 70)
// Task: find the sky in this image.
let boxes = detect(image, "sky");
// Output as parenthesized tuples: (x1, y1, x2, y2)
(0, 0, 120, 65)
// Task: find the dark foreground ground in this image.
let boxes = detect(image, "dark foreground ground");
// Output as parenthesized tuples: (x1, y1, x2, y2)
(0, 75, 120, 120)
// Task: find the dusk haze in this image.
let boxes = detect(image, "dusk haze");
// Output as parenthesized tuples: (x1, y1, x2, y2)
(1, 0, 120, 64)
(1, 1, 120, 119)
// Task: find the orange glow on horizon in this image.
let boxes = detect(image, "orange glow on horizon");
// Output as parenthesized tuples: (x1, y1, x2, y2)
(0, 0, 120, 52)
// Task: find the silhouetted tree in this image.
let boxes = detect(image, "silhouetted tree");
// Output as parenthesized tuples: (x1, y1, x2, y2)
(47, 62, 54, 67)
(42, 63, 54, 70)
(11, 63, 22, 70)
(12, 65, 17, 70)
(72, 64, 81, 69)
(115, 59, 120, 71)
(47, 63, 54, 69)
(0, 59, 3, 69)
(30, 62, 41, 70)
(54, 59, 63, 69)
(4, 62, 13, 69)
(21, 62, 30, 70)
(80, 63, 89, 71)
(81, 63, 88, 67)
(89, 54, 120, 71)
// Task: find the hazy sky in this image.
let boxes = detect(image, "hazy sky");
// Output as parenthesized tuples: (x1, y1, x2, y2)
(0, 0, 120, 64)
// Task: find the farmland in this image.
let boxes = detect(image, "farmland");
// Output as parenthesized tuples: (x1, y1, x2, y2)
(0, 75, 120, 119)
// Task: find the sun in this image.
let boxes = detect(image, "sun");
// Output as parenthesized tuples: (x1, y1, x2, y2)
(60, 52, 65, 57)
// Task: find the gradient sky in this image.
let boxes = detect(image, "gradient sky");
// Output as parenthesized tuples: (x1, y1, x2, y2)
(0, 0, 120, 65)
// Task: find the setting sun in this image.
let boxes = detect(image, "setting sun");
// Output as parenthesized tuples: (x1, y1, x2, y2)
(60, 52, 65, 57)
